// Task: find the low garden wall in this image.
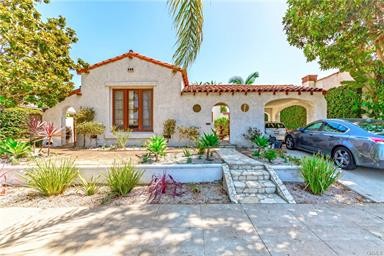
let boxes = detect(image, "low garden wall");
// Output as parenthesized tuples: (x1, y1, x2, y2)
(273, 165, 303, 182)
(3, 163, 223, 185)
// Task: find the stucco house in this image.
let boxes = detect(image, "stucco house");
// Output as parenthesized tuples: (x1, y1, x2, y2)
(43, 50, 327, 147)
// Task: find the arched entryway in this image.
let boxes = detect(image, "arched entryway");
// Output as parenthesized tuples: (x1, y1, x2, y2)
(212, 103, 230, 143)
(264, 98, 313, 130)
(62, 107, 76, 146)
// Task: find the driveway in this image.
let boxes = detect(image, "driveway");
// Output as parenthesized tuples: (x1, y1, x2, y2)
(0, 204, 383, 255)
(339, 167, 384, 202)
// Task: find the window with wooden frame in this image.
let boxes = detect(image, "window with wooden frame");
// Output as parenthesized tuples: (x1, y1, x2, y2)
(112, 89, 153, 131)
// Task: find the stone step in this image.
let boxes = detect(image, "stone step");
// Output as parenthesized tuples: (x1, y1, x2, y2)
(233, 180, 276, 194)
(230, 170, 270, 181)
(237, 194, 287, 204)
(229, 164, 265, 170)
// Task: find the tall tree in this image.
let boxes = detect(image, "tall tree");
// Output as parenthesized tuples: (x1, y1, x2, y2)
(0, 0, 86, 108)
(168, 0, 203, 69)
(283, 0, 384, 118)
(229, 72, 259, 85)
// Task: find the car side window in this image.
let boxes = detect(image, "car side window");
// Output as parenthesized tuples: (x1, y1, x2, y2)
(304, 122, 323, 131)
(323, 121, 348, 133)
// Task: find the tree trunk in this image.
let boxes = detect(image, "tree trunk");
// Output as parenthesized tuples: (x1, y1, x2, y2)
(47, 138, 51, 156)
(206, 148, 210, 160)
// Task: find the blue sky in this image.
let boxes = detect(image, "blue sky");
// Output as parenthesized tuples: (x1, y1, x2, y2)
(38, 0, 336, 87)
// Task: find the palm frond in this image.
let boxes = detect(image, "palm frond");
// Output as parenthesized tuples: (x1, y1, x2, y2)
(168, 0, 203, 69)
(245, 71, 259, 84)
(228, 76, 244, 84)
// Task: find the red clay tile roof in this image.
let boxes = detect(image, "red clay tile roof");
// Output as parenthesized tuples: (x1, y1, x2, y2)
(182, 84, 325, 94)
(77, 50, 189, 86)
(69, 88, 81, 96)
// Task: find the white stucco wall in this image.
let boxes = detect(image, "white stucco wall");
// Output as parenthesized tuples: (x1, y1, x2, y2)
(43, 56, 327, 147)
(314, 71, 353, 90)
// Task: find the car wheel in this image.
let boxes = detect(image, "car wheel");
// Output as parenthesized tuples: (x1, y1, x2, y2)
(285, 136, 295, 149)
(332, 146, 356, 170)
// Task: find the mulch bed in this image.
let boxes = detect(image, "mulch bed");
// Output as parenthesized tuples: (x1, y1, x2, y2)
(285, 182, 371, 204)
(0, 182, 230, 208)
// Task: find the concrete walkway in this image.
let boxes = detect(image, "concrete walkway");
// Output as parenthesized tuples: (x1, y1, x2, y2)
(1, 204, 383, 255)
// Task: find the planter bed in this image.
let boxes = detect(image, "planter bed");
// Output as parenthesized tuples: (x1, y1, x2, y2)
(0, 182, 230, 208)
(284, 182, 371, 204)
(237, 148, 300, 166)
(11, 147, 223, 166)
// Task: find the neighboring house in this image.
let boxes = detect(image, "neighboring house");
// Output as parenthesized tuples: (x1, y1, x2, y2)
(301, 72, 354, 90)
(43, 50, 327, 146)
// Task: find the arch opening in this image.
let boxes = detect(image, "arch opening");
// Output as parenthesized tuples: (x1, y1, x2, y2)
(62, 107, 76, 146)
(212, 103, 230, 143)
(264, 98, 312, 131)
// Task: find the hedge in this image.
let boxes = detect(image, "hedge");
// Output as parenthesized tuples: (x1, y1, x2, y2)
(325, 86, 361, 118)
(280, 106, 307, 129)
(0, 107, 42, 140)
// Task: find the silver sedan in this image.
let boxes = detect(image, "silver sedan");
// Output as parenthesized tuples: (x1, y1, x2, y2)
(285, 119, 384, 170)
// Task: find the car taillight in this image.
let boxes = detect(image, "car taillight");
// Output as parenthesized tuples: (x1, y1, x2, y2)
(369, 137, 384, 144)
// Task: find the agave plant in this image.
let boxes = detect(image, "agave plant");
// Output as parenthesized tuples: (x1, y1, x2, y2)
(146, 135, 167, 162)
(253, 135, 269, 154)
(197, 132, 220, 160)
(148, 171, 182, 203)
(38, 122, 62, 156)
(0, 138, 31, 160)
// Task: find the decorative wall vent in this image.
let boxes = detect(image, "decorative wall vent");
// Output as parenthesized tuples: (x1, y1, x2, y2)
(193, 104, 201, 113)
(241, 104, 249, 112)
(127, 67, 134, 72)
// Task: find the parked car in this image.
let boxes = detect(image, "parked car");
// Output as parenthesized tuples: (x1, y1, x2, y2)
(265, 122, 287, 141)
(285, 119, 384, 170)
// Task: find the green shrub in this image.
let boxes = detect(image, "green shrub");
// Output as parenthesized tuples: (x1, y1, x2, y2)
(280, 106, 307, 129)
(79, 175, 98, 196)
(214, 117, 229, 138)
(107, 162, 143, 195)
(163, 119, 176, 139)
(112, 127, 131, 148)
(0, 107, 42, 140)
(75, 107, 95, 124)
(243, 127, 262, 142)
(146, 135, 167, 161)
(25, 159, 79, 196)
(0, 138, 31, 160)
(76, 121, 105, 147)
(262, 149, 277, 163)
(325, 86, 362, 118)
(178, 126, 200, 145)
(198, 132, 220, 160)
(300, 155, 341, 195)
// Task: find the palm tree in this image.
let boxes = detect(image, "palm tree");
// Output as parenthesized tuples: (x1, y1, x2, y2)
(228, 72, 259, 85)
(168, 0, 203, 69)
(192, 81, 222, 85)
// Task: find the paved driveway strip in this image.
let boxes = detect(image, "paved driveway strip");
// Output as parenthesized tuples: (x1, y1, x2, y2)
(0, 204, 383, 256)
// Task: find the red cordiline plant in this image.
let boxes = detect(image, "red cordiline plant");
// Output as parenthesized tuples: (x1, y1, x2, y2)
(147, 171, 182, 203)
(38, 122, 62, 156)
(28, 117, 45, 150)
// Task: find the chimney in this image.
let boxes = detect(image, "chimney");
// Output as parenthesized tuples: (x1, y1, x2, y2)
(301, 74, 318, 87)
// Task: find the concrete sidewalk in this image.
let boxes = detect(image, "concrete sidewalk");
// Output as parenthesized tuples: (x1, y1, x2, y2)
(1, 204, 383, 255)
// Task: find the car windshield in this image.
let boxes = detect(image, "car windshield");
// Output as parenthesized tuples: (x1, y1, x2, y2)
(265, 123, 285, 129)
(350, 119, 384, 135)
